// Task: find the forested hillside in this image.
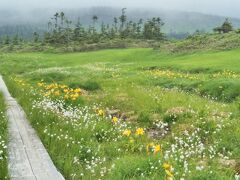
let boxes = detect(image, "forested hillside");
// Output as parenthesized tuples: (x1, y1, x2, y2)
(1, 7, 240, 39)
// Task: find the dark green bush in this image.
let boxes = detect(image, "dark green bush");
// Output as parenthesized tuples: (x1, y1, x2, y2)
(199, 80, 240, 102)
(163, 114, 177, 123)
(69, 81, 101, 91)
(137, 112, 150, 125)
(81, 81, 101, 91)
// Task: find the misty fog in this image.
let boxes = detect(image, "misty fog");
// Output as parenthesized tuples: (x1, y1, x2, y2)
(0, 0, 240, 18)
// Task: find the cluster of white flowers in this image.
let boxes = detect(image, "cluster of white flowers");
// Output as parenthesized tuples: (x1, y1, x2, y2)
(0, 110, 7, 162)
(163, 115, 232, 178)
(31, 96, 133, 178)
(152, 120, 169, 137)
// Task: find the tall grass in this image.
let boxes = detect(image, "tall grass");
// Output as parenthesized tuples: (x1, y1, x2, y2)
(0, 93, 8, 179)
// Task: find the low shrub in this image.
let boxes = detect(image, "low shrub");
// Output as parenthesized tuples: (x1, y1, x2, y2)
(69, 81, 101, 91)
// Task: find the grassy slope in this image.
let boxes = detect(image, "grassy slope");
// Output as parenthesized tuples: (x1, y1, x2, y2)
(1, 48, 240, 101)
(0, 48, 240, 179)
(0, 93, 8, 179)
(164, 32, 240, 53)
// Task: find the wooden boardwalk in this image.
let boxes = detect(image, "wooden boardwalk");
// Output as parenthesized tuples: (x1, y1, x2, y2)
(0, 76, 65, 180)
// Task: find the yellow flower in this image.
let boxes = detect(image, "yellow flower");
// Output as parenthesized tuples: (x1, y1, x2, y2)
(165, 170, 173, 177)
(98, 109, 105, 116)
(146, 143, 155, 154)
(64, 94, 69, 99)
(74, 88, 81, 93)
(122, 130, 131, 137)
(46, 85, 52, 90)
(54, 91, 60, 96)
(60, 85, 67, 89)
(71, 93, 79, 99)
(63, 89, 69, 93)
(163, 163, 171, 171)
(135, 128, 144, 136)
(37, 82, 44, 87)
(112, 116, 118, 124)
(146, 143, 161, 155)
(154, 144, 161, 154)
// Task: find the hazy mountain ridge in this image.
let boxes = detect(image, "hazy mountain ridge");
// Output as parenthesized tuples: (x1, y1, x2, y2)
(0, 7, 240, 38)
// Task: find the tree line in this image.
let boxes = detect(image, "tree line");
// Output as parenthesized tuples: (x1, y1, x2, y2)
(41, 8, 165, 45)
(0, 8, 165, 46)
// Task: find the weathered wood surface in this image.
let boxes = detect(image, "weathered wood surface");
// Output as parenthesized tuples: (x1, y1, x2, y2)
(0, 76, 65, 180)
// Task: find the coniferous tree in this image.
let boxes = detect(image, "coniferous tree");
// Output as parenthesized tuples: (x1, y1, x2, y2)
(33, 32, 40, 43)
(113, 17, 118, 34)
(60, 12, 65, 28)
(143, 17, 164, 40)
(119, 8, 127, 38)
(74, 18, 82, 42)
(91, 15, 98, 36)
(12, 35, 19, 45)
(213, 18, 233, 34)
(4, 36, 10, 45)
(54, 13, 59, 29)
(136, 19, 143, 38)
(221, 18, 233, 33)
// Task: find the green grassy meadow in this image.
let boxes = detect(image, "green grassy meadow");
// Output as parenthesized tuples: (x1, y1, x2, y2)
(0, 92, 8, 179)
(0, 48, 240, 179)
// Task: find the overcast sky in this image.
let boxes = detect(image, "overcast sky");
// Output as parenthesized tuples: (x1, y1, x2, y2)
(1, 0, 239, 18)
